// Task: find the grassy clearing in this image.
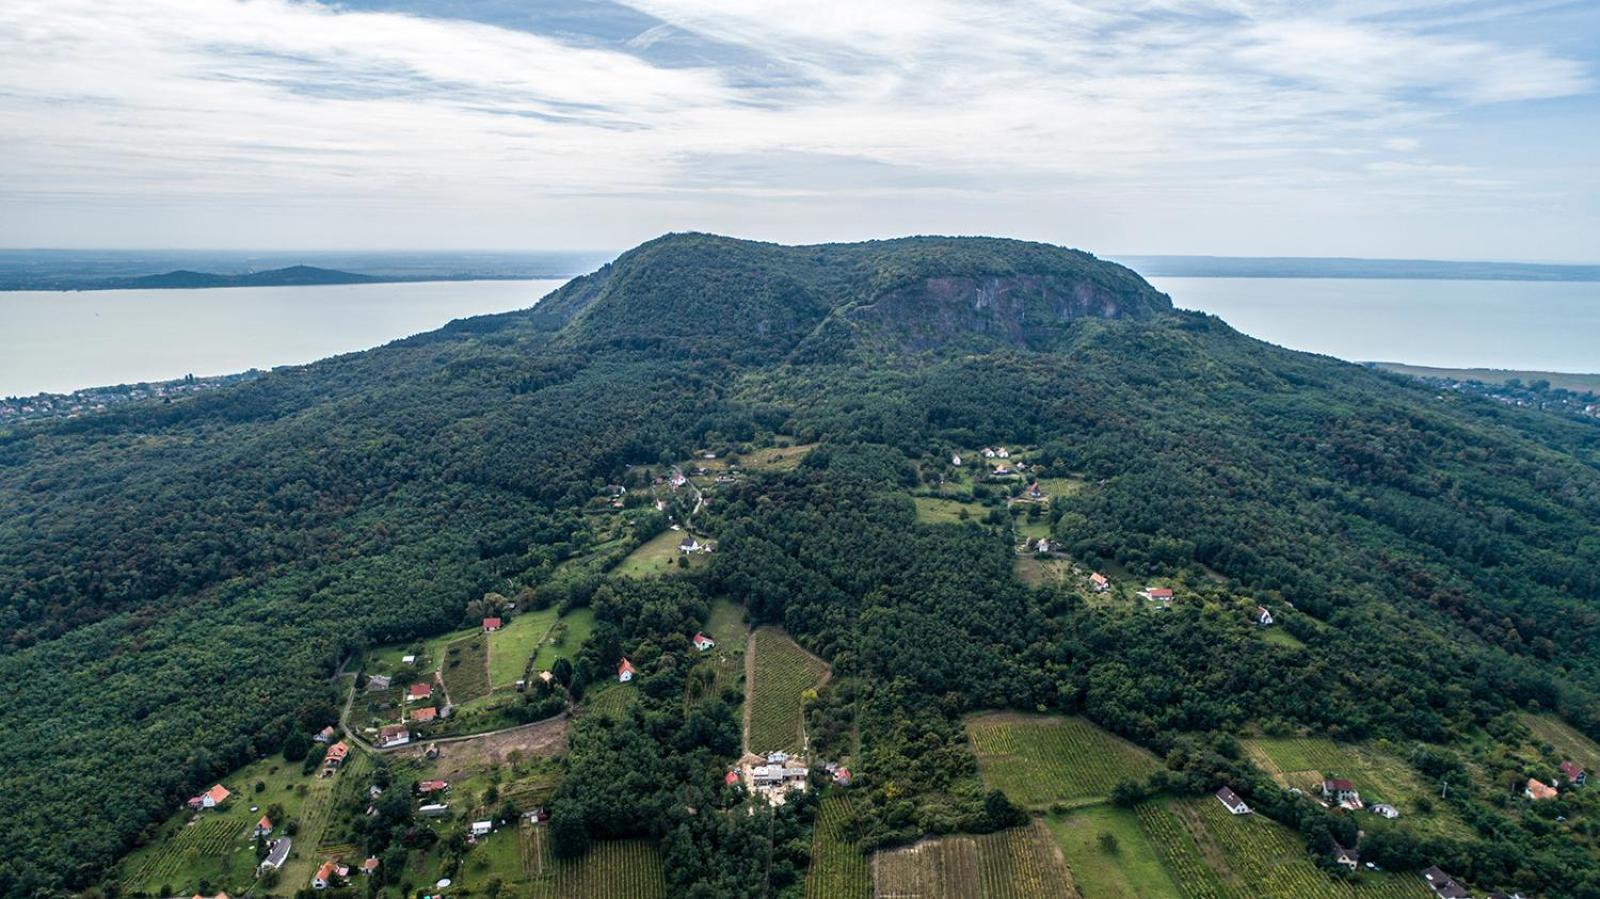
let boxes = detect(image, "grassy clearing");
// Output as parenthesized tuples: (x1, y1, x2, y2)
(967, 713, 1160, 809)
(805, 794, 871, 899)
(614, 528, 708, 578)
(1243, 737, 1466, 838)
(742, 442, 818, 471)
(1016, 517, 1051, 540)
(1261, 628, 1306, 650)
(488, 608, 559, 688)
(1521, 714, 1600, 770)
(531, 607, 596, 672)
(704, 599, 749, 694)
(1046, 805, 1180, 899)
(914, 496, 989, 525)
(748, 628, 830, 754)
(441, 633, 492, 703)
(458, 828, 525, 891)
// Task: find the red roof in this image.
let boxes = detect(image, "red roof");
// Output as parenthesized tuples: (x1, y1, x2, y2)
(725, 770, 740, 785)
(1323, 778, 1354, 791)
(203, 784, 230, 804)
(694, 632, 714, 645)
(1528, 778, 1559, 800)
(411, 706, 437, 722)
(325, 741, 350, 762)
(618, 658, 635, 676)
(408, 682, 432, 698)
(1090, 573, 1108, 585)
(1561, 761, 1586, 779)
(483, 617, 502, 630)
(362, 856, 380, 871)
(257, 815, 272, 831)
(419, 779, 449, 793)
(1146, 587, 1173, 598)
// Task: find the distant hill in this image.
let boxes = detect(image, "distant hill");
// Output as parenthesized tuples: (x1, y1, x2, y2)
(1371, 362, 1600, 393)
(83, 265, 381, 290)
(1115, 254, 1600, 281)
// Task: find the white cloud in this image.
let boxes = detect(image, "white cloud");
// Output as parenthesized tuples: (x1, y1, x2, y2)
(0, 0, 1592, 253)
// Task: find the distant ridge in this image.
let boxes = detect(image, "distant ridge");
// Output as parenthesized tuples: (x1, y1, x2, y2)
(1114, 255, 1600, 281)
(84, 265, 381, 290)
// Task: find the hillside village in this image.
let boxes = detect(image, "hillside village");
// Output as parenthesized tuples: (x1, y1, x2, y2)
(100, 434, 1600, 899)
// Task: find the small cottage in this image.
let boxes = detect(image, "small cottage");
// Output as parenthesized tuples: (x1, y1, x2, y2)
(1215, 786, 1251, 815)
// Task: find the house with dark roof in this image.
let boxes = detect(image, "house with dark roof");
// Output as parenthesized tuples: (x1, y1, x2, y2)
(1215, 786, 1251, 815)
(1423, 866, 1470, 898)
(1332, 843, 1359, 870)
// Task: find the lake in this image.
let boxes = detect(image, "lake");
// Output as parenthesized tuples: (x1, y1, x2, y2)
(1, 279, 566, 397)
(1149, 277, 1600, 374)
(3, 276, 1596, 397)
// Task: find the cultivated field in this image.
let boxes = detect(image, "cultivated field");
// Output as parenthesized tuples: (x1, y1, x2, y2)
(967, 713, 1160, 808)
(441, 632, 492, 703)
(488, 608, 559, 687)
(554, 838, 668, 898)
(747, 627, 831, 754)
(874, 836, 980, 899)
(1182, 797, 1433, 898)
(869, 821, 1075, 899)
(1032, 477, 1087, 498)
(615, 528, 708, 577)
(1243, 737, 1466, 838)
(1521, 714, 1600, 771)
(805, 794, 871, 899)
(587, 682, 638, 717)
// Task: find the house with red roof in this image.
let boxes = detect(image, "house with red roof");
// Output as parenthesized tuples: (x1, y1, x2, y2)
(323, 741, 350, 769)
(1525, 778, 1558, 801)
(725, 770, 740, 786)
(418, 779, 450, 794)
(1321, 778, 1361, 807)
(361, 856, 380, 875)
(254, 815, 272, 838)
(411, 706, 437, 723)
(1089, 572, 1109, 592)
(188, 784, 231, 810)
(483, 617, 503, 632)
(618, 658, 636, 682)
(407, 681, 432, 702)
(1561, 760, 1587, 786)
(379, 724, 410, 748)
(693, 633, 716, 652)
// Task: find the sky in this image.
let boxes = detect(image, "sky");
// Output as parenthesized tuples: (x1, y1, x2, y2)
(0, 0, 1596, 259)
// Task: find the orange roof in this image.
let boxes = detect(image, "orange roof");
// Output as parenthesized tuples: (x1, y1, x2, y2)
(204, 784, 230, 804)
(1528, 778, 1559, 800)
(362, 856, 380, 871)
(419, 779, 449, 792)
(325, 741, 349, 761)
(316, 860, 338, 880)
(1090, 573, 1108, 584)
(257, 815, 272, 830)
(619, 658, 635, 675)
(411, 706, 437, 722)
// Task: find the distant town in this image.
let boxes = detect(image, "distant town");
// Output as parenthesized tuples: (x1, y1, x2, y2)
(0, 370, 264, 423)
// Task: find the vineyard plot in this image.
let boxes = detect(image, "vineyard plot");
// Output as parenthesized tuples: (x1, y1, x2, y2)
(974, 821, 1080, 899)
(805, 794, 871, 899)
(967, 713, 1160, 808)
(874, 837, 982, 899)
(555, 838, 668, 898)
(747, 628, 829, 754)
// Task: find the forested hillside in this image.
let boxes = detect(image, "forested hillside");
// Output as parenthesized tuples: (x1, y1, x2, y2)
(3, 233, 1600, 896)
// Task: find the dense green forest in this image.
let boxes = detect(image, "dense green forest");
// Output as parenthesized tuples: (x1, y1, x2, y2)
(3, 233, 1600, 896)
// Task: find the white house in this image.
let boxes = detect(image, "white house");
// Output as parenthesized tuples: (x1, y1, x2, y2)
(1216, 787, 1251, 815)
(951, 453, 962, 466)
(693, 633, 716, 652)
(1322, 778, 1361, 807)
(982, 448, 997, 458)
(470, 821, 493, 838)
(995, 447, 1010, 458)
(1253, 606, 1274, 626)
(1370, 803, 1400, 819)
(379, 724, 411, 748)
(618, 658, 636, 682)
(418, 803, 450, 817)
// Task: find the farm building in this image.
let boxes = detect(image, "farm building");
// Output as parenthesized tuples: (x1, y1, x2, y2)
(1525, 778, 1558, 801)
(311, 860, 349, 890)
(483, 617, 502, 632)
(418, 803, 450, 817)
(407, 682, 432, 702)
(1370, 803, 1400, 819)
(693, 632, 716, 652)
(1562, 760, 1587, 786)
(379, 724, 410, 748)
(618, 658, 636, 682)
(1215, 786, 1251, 815)
(418, 779, 449, 794)
(401, 654, 417, 665)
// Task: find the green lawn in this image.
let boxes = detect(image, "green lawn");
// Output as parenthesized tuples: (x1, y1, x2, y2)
(532, 608, 596, 671)
(1033, 476, 1087, 498)
(1045, 805, 1180, 899)
(488, 608, 559, 688)
(1243, 737, 1468, 838)
(614, 528, 708, 578)
(742, 442, 818, 471)
(440, 633, 492, 703)
(913, 496, 988, 524)
(703, 599, 749, 694)
(1522, 714, 1600, 771)
(1261, 628, 1306, 650)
